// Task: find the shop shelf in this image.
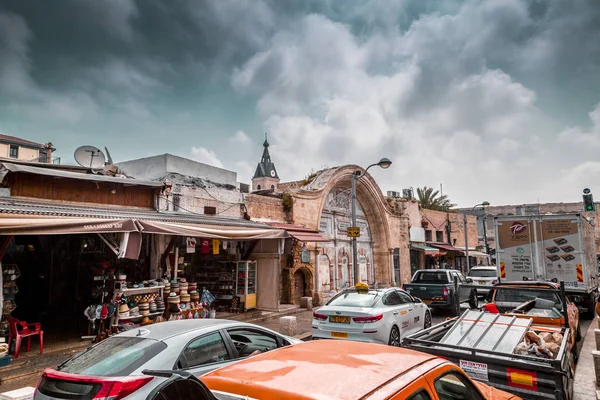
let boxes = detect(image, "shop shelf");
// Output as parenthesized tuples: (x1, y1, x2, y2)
(120, 285, 164, 295)
(117, 311, 164, 321)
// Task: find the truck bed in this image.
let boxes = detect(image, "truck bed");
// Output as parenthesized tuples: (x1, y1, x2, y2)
(402, 310, 574, 400)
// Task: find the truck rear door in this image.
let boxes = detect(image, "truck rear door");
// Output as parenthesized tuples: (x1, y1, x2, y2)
(495, 217, 535, 282)
(538, 215, 586, 290)
(406, 271, 450, 301)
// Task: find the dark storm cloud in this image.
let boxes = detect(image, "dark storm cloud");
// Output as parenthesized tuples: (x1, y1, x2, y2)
(0, 0, 599, 204)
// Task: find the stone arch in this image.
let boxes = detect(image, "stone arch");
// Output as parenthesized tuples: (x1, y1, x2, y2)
(309, 166, 393, 284)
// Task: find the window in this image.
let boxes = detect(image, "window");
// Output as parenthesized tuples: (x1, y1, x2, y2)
(407, 390, 432, 400)
(327, 290, 381, 307)
(384, 291, 402, 306)
(413, 271, 450, 284)
(9, 145, 18, 158)
(436, 231, 444, 242)
(270, 185, 275, 190)
(468, 269, 497, 278)
(182, 332, 230, 368)
(397, 290, 414, 304)
(425, 230, 432, 241)
(434, 372, 484, 400)
(257, 184, 261, 190)
(227, 328, 278, 357)
(56, 337, 167, 377)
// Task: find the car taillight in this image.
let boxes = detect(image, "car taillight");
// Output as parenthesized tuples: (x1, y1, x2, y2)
(353, 314, 383, 323)
(491, 279, 498, 285)
(443, 287, 449, 299)
(313, 312, 327, 321)
(401, 284, 405, 290)
(40, 369, 153, 400)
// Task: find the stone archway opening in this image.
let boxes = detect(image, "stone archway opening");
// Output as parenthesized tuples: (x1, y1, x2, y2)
(291, 266, 314, 305)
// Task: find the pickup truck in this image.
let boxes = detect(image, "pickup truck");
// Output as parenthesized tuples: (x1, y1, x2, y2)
(483, 281, 581, 361)
(402, 309, 574, 400)
(403, 269, 478, 312)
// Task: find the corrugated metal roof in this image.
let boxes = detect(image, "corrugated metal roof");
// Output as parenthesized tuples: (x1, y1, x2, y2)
(0, 162, 164, 188)
(0, 198, 276, 229)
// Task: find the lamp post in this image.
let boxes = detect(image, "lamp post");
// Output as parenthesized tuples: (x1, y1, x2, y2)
(351, 158, 392, 285)
(463, 201, 490, 273)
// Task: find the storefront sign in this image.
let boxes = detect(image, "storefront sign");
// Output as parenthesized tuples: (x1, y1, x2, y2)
(301, 246, 311, 263)
(186, 237, 196, 253)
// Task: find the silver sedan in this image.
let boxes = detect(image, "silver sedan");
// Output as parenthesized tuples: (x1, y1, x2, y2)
(33, 319, 301, 400)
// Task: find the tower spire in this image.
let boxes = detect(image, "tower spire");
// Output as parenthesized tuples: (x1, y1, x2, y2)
(252, 132, 279, 191)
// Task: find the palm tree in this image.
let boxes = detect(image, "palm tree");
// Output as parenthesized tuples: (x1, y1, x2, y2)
(416, 186, 455, 211)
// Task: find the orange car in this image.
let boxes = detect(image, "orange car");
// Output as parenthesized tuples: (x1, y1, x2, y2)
(202, 340, 521, 400)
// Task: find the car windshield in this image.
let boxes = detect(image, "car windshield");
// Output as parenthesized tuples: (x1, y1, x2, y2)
(494, 288, 563, 310)
(412, 271, 450, 283)
(468, 269, 497, 278)
(57, 336, 167, 377)
(326, 290, 380, 307)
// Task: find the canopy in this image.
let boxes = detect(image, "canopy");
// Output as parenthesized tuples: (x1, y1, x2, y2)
(137, 220, 287, 240)
(264, 222, 330, 242)
(0, 215, 139, 235)
(410, 244, 443, 256)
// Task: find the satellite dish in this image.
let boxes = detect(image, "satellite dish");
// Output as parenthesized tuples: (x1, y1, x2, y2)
(74, 146, 106, 169)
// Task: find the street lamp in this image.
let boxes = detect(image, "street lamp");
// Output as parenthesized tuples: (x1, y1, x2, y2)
(463, 201, 490, 273)
(351, 158, 392, 285)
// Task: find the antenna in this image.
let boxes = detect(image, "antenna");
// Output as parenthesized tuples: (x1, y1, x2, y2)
(104, 147, 114, 165)
(74, 146, 106, 169)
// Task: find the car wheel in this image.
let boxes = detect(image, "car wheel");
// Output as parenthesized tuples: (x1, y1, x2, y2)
(388, 326, 401, 347)
(576, 324, 582, 341)
(424, 311, 432, 329)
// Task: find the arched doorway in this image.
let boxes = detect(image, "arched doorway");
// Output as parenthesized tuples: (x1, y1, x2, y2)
(293, 269, 306, 304)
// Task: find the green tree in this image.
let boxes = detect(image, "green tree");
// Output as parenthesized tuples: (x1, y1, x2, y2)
(416, 186, 455, 211)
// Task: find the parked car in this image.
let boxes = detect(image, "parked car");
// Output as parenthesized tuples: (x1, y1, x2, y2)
(201, 340, 522, 399)
(403, 269, 478, 311)
(33, 320, 301, 400)
(311, 286, 432, 346)
(468, 266, 500, 296)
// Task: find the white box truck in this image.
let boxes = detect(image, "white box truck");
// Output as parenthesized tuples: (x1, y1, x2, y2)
(494, 213, 598, 318)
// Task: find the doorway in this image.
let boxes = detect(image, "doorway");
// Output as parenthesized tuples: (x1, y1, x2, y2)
(293, 269, 306, 304)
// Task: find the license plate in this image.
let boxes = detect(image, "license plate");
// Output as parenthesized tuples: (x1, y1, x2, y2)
(329, 315, 351, 324)
(423, 299, 432, 304)
(479, 280, 486, 285)
(331, 331, 348, 338)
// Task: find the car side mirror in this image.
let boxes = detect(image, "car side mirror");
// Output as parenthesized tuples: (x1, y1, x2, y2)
(466, 278, 473, 283)
(414, 297, 422, 303)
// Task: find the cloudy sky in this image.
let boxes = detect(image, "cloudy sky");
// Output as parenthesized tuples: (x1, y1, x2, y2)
(0, 0, 599, 207)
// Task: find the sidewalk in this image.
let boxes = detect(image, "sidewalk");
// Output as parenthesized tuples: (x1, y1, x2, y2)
(574, 317, 600, 400)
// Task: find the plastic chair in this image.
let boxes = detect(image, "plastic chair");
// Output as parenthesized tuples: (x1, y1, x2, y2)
(7, 317, 43, 359)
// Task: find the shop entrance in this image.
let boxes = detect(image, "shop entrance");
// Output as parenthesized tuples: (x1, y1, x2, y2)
(293, 270, 305, 304)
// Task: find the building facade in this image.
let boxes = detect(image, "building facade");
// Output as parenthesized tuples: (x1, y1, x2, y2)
(0, 134, 55, 163)
(117, 154, 246, 218)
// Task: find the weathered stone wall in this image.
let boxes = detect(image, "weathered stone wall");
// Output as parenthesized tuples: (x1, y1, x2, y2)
(421, 209, 478, 249)
(245, 193, 289, 222)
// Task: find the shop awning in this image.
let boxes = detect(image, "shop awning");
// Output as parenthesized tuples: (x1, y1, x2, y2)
(0, 215, 139, 235)
(409, 245, 442, 256)
(467, 250, 490, 258)
(0, 198, 286, 239)
(430, 243, 463, 253)
(137, 220, 287, 240)
(264, 222, 330, 242)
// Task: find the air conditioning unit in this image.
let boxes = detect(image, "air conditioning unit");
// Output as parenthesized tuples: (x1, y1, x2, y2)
(387, 191, 400, 198)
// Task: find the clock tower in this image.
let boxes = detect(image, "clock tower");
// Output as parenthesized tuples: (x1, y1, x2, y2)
(252, 133, 280, 192)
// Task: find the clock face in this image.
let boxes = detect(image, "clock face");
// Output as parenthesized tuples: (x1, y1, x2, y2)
(270, 170, 276, 177)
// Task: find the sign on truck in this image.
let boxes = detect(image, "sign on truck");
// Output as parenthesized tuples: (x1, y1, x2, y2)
(494, 213, 598, 318)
